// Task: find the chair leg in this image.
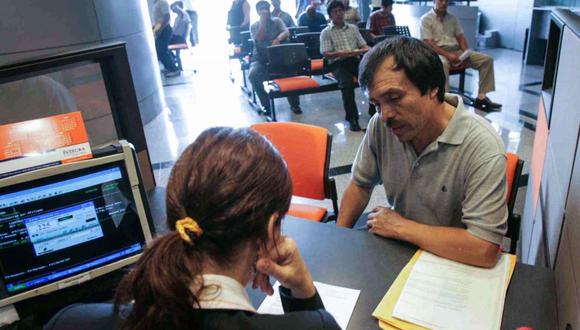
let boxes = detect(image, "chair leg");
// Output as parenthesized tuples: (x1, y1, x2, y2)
(175, 50, 183, 71)
(270, 97, 277, 122)
(459, 71, 465, 94)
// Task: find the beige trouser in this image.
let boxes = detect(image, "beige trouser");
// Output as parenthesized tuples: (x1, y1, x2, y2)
(439, 45, 495, 95)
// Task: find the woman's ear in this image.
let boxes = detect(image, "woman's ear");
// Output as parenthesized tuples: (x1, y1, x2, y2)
(267, 213, 280, 243)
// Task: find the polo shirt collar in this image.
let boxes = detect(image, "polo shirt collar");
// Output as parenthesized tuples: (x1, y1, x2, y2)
(431, 8, 448, 20)
(436, 93, 468, 146)
(329, 21, 349, 30)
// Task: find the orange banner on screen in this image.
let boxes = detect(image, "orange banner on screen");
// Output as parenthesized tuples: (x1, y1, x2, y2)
(0, 112, 92, 177)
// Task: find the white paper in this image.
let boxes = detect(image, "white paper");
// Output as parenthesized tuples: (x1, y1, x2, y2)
(392, 252, 512, 330)
(458, 49, 473, 62)
(257, 281, 360, 330)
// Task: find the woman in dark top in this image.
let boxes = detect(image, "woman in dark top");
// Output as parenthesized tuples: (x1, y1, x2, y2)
(45, 127, 340, 330)
(227, 0, 250, 30)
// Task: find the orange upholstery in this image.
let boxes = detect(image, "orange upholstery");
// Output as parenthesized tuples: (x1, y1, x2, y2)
(288, 203, 327, 222)
(273, 76, 320, 92)
(168, 43, 188, 50)
(505, 152, 519, 205)
(311, 59, 324, 71)
(252, 122, 328, 200)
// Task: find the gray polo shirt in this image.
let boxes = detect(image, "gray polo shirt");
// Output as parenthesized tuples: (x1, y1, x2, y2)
(251, 17, 288, 64)
(420, 9, 463, 48)
(352, 94, 507, 244)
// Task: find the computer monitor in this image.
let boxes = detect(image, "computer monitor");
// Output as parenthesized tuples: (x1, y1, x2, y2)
(0, 141, 153, 307)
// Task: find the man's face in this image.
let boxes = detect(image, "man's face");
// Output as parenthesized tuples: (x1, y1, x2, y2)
(382, 4, 393, 13)
(433, 0, 448, 14)
(368, 57, 440, 144)
(329, 6, 345, 25)
(257, 6, 271, 20)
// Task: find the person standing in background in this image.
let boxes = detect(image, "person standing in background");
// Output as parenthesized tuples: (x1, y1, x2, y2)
(272, 0, 296, 28)
(228, 0, 251, 30)
(181, 0, 198, 45)
(153, 0, 179, 77)
(342, 0, 361, 25)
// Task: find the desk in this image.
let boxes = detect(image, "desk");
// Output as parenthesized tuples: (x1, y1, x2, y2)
(147, 188, 557, 329)
(250, 218, 557, 330)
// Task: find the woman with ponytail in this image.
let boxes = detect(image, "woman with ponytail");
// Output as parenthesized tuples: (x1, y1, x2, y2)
(45, 127, 340, 330)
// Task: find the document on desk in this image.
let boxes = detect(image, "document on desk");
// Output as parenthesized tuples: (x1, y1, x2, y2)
(257, 281, 360, 330)
(391, 252, 514, 330)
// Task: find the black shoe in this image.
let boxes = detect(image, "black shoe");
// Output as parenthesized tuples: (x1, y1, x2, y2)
(474, 97, 502, 112)
(348, 119, 361, 132)
(291, 106, 303, 114)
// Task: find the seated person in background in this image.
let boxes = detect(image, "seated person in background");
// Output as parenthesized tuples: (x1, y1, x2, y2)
(342, 0, 361, 25)
(298, 5, 327, 32)
(169, 1, 192, 45)
(421, 0, 502, 111)
(320, 0, 369, 132)
(228, 0, 251, 30)
(367, 0, 395, 39)
(153, 0, 179, 77)
(337, 37, 507, 268)
(249, 1, 302, 115)
(272, 0, 296, 28)
(45, 127, 341, 330)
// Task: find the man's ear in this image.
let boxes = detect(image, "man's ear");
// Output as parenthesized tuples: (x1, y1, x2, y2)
(429, 87, 439, 100)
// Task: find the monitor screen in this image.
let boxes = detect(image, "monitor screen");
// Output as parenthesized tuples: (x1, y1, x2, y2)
(0, 161, 146, 299)
(0, 62, 118, 148)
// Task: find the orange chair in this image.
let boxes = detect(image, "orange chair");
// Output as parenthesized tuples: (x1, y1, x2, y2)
(251, 122, 338, 222)
(505, 152, 524, 254)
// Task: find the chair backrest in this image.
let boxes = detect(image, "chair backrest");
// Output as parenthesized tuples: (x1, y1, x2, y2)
(506, 152, 524, 214)
(228, 25, 246, 45)
(358, 28, 375, 46)
(240, 31, 253, 55)
(289, 26, 309, 40)
(250, 122, 332, 201)
(266, 43, 310, 77)
(295, 32, 322, 59)
(383, 25, 411, 38)
(505, 152, 524, 254)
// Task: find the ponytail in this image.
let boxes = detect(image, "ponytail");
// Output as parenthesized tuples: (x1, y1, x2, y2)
(115, 233, 202, 329)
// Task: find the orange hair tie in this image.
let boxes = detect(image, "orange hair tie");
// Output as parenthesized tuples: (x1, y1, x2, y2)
(175, 217, 203, 245)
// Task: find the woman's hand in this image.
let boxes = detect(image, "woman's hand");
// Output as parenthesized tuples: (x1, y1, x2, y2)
(255, 235, 316, 299)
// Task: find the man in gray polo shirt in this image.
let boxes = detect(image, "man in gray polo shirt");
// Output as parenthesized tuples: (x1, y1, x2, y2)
(337, 37, 507, 268)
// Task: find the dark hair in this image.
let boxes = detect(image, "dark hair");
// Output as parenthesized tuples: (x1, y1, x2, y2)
(326, 0, 345, 16)
(255, 0, 270, 11)
(381, 0, 394, 7)
(359, 36, 446, 102)
(115, 127, 292, 330)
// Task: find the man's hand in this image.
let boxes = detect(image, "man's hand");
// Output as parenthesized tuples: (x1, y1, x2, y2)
(367, 206, 410, 239)
(271, 37, 281, 45)
(255, 235, 316, 299)
(446, 52, 462, 66)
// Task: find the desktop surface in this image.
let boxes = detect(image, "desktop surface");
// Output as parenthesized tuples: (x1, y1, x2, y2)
(147, 187, 557, 330)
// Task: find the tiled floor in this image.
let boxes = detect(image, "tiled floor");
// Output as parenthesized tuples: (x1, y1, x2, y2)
(144, 10, 543, 218)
